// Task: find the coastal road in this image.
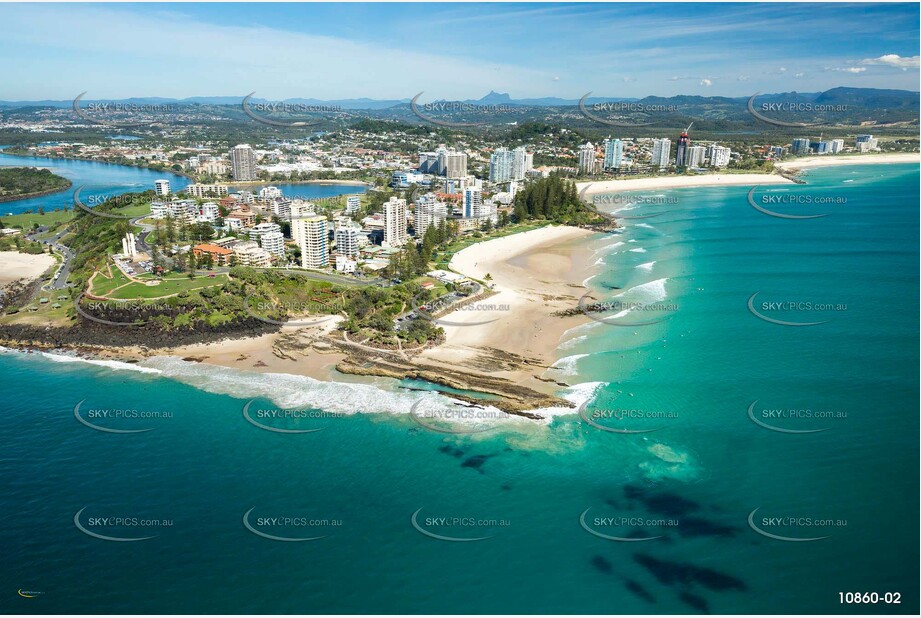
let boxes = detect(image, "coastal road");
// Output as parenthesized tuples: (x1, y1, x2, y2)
(129, 215, 155, 253)
(27, 226, 75, 290)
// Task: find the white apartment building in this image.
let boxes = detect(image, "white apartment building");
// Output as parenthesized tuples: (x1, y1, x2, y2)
(231, 144, 257, 181)
(259, 186, 282, 200)
(294, 214, 329, 269)
(346, 196, 361, 215)
(512, 146, 533, 180)
(149, 199, 198, 221)
(259, 231, 286, 259)
(462, 188, 483, 218)
(185, 183, 229, 198)
(383, 197, 408, 248)
(687, 146, 707, 168)
(232, 241, 272, 267)
(200, 202, 220, 222)
(650, 138, 672, 169)
(199, 160, 228, 176)
(489, 147, 514, 183)
(439, 149, 468, 179)
(154, 179, 171, 196)
(603, 139, 624, 170)
(271, 198, 292, 221)
(334, 218, 362, 258)
(248, 222, 282, 241)
(707, 144, 732, 168)
(578, 142, 596, 174)
(415, 198, 448, 238)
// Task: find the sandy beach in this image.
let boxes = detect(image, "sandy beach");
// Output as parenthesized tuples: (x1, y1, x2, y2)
(414, 225, 595, 392)
(0, 251, 55, 286)
(577, 172, 794, 197)
(774, 152, 920, 170)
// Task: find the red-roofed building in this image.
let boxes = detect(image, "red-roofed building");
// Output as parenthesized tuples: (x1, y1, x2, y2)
(193, 243, 233, 266)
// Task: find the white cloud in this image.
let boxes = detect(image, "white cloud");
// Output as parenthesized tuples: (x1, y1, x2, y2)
(859, 54, 921, 70)
(794, 72, 805, 78)
(737, 75, 750, 81)
(832, 67, 867, 73)
(700, 79, 712, 87)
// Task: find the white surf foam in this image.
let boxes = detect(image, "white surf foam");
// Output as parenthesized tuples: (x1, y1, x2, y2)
(616, 278, 668, 304)
(636, 261, 656, 272)
(38, 350, 163, 374)
(531, 381, 608, 420)
(550, 353, 588, 373)
(628, 247, 647, 253)
(141, 355, 430, 415)
(558, 334, 588, 350)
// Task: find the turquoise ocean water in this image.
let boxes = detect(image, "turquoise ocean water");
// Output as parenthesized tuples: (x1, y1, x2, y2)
(1, 164, 917, 614)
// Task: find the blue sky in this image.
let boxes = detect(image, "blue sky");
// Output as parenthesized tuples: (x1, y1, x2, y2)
(0, 2, 918, 101)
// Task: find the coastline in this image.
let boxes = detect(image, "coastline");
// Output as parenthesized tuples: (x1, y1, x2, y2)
(24, 225, 597, 417)
(576, 171, 794, 195)
(774, 152, 920, 170)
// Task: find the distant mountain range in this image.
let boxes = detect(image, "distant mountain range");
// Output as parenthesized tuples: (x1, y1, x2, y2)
(2, 88, 915, 110)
